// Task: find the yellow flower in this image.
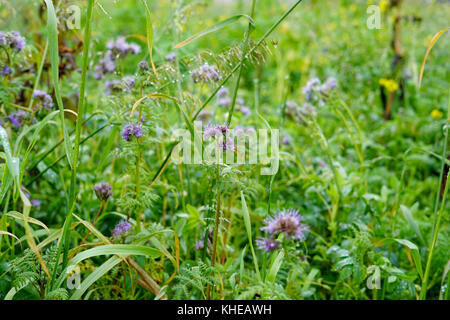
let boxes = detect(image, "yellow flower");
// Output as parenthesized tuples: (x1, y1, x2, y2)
(379, 78, 399, 92)
(380, 0, 389, 13)
(431, 109, 443, 119)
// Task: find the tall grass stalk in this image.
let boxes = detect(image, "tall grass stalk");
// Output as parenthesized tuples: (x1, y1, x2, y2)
(50, 0, 95, 289)
(420, 88, 450, 299)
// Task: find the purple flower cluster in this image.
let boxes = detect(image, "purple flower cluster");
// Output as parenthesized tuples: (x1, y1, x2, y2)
(166, 52, 177, 62)
(138, 60, 150, 71)
(302, 76, 337, 103)
(112, 220, 132, 238)
(94, 37, 141, 79)
(203, 123, 235, 151)
(107, 37, 141, 56)
(0, 31, 26, 52)
(191, 63, 221, 83)
(1, 64, 12, 76)
(7, 110, 28, 129)
(33, 90, 54, 109)
(216, 87, 250, 116)
(262, 209, 308, 240)
(122, 123, 143, 141)
(256, 237, 281, 252)
(93, 182, 112, 201)
(194, 240, 204, 250)
(284, 100, 317, 124)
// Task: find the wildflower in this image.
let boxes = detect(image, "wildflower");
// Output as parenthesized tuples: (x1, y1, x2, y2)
(0, 31, 26, 52)
(31, 199, 41, 207)
(1, 64, 12, 76)
(203, 124, 219, 140)
(379, 78, 399, 92)
(218, 97, 231, 108)
(191, 63, 221, 83)
(194, 240, 204, 250)
(94, 51, 116, 79)
(112, 220, 132, 238)
(256, 237, 281, 252)
(220, 137, 235, 151)
(282, 136, 291, 145)
(262, 209, 308, 240)
(7, 110, 28, 129)
(166, 52, 177, 62)
(238, 105, 251, 116)
(93, 182, 112, 201)
(33, 89, 53, 109)
(217, 86, 229, 97)
(138, 60, 149, 70)
(122, 123, 143, 141)
(431, 109, 443, 119)
(302, 77, 321, 101)
(107, 37, 140, 56)
(122, 76, 135, 87)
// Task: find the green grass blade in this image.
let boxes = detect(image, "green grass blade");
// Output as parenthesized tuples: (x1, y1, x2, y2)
(44, 0, 73, 168)
(175, 14, 254, 49)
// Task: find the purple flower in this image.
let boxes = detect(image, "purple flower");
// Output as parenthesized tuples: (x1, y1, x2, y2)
(203, 124, 219, 140)
(215, 124, 229, 135)
(107, 37, 140, 56)
(220, 137, 235, 151)
(138, 60, 149, 70)
(122, 123, 143, 141)
(191, 63, 221, 83)
(262, 209, 308, 240)
(33, 89, 53, 109)
(194, 240, 204, 250)
(256, 237, 281, 252)
(218, 97, 231, 108)
(93, 182, 112, 201)
(0, 31, 26, 52)
(31, 199, 41, 207)
(238, 106, 251, 116)
(7, 110, 28, 129)
(217, 86, 228, 97)
(1, 65, 12, 76)
(235, 98, 244, 106)
(112, 220, 132, 238)
(302, 77, 321, 101)
(321, 77, 337, 91)
(166, 52, 177, 62)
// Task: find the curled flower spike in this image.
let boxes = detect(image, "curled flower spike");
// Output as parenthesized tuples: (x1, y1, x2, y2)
(194, 240, 204, 250)
(1, 65, 12, 76)
(138, 60, 149, 70)
(256, 237, 281, 252)
(217, 86, 229, 97)
(7, 110, 28, 129)
(0, 31, 26, 52)
(220, 137, 235, 151)
(93, 182, 112, 201)
(122, 123, 143, 141)
(190, 63, 221, 83)
(112, 220, 132, 238)
(262, 209, 308, 240)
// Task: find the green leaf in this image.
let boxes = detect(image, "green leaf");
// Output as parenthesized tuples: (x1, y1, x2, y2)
(174, 14, 255, 48)
(70, 256, 122, 300)
(400, 205, 425, 244)
(266, 250, 284, 283)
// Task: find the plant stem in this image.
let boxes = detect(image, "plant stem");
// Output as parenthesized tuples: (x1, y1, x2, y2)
(420, 88, 450, 299)
(50, 0, 94, 289)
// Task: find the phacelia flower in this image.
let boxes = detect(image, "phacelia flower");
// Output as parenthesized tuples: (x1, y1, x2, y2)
(256, 237, 281, 252)
(218, 97, 231, 108)
(166, 52, 177, 62)
(138, 60, 150, 70)
(93, 182, 112, 201)
(220, 137, 235, 151)
(1, 64, 12, 76)
(282, 136, 291, 145)
(112, 220, 132, 238)
(0, 31, 26, 52)
(107, 37, 141, 56)
(7, 110, 28, 129)
(122, 123, 143, 141)
(262, 209, 308, 240)
(33, 89, 54, 109)
(203, 124, 219, 140)
(302, 77, 321, 101)
(217, 86, 229, 97)
(238, 105, 251, 116)
(191, 63, 221, 83)
(194, 240, 204, 250)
